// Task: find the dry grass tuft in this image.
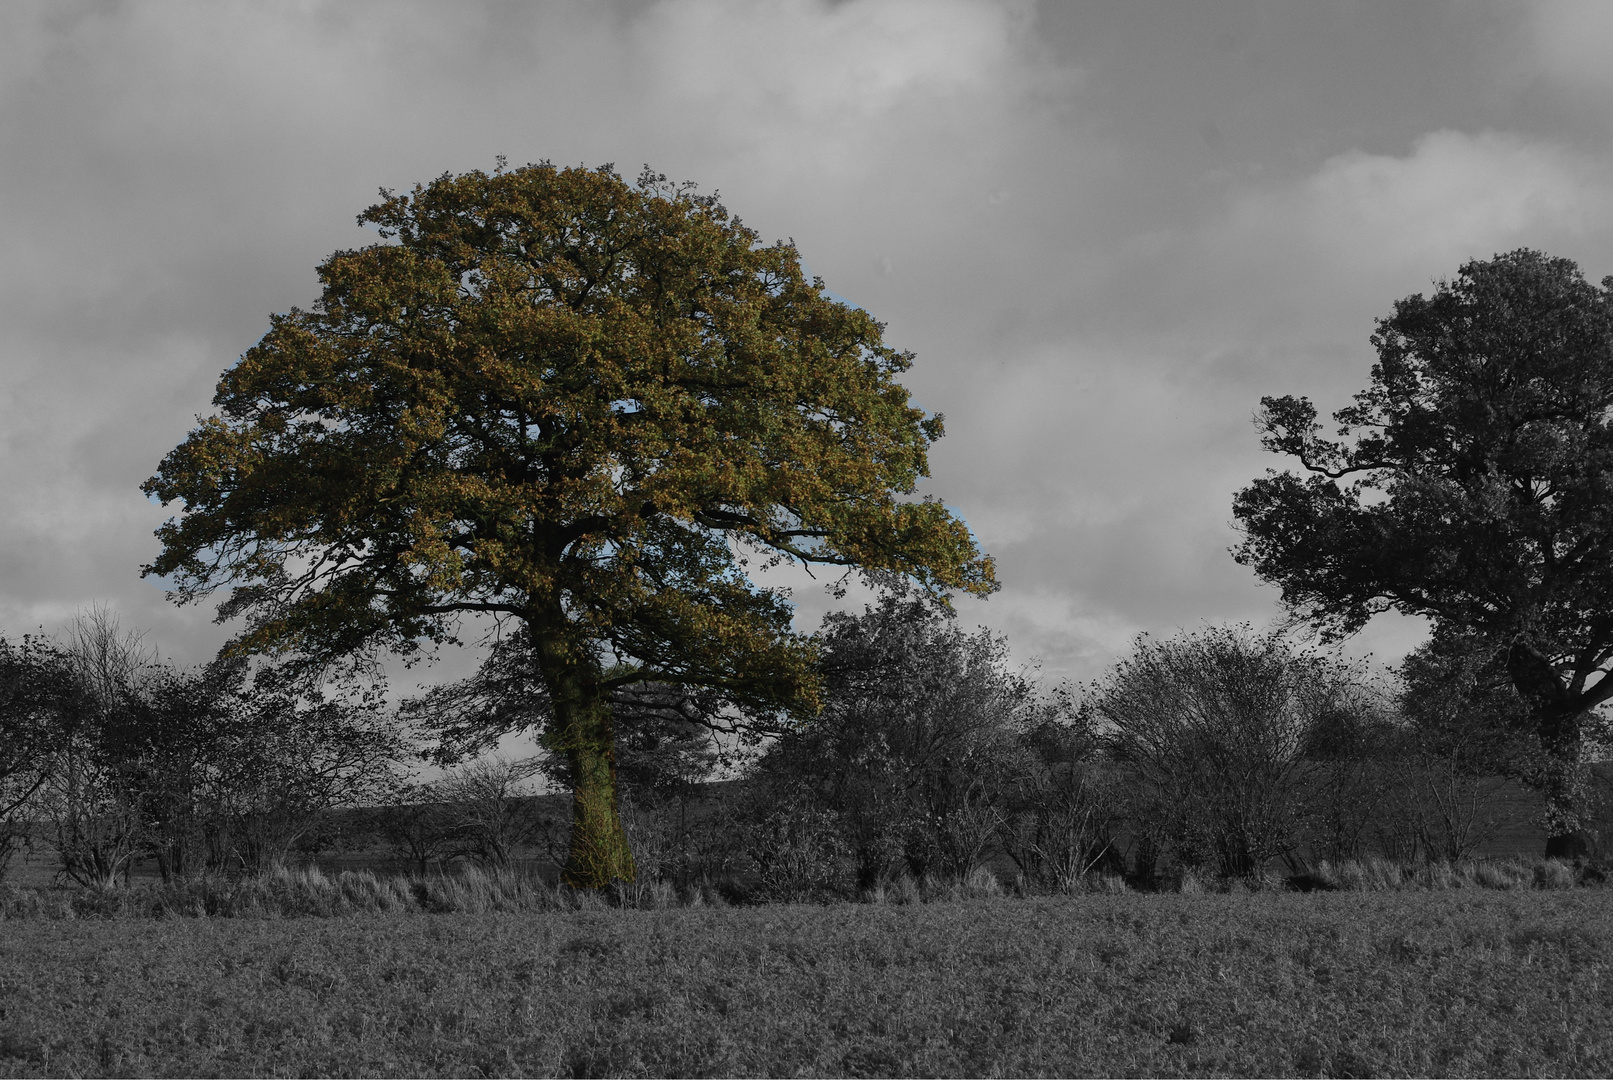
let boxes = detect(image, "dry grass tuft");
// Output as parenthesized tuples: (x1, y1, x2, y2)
(0, 851, 1604, 924)
(1533, 858, 1577, 890)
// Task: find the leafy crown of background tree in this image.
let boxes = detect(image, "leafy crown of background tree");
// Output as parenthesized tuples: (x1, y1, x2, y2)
(1232, 249, 1613, 854)
(141, 161, 996, 886)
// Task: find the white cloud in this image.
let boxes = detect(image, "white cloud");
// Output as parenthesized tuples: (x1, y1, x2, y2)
(1091, 129, 1613, 406)
(1277, 129, 1613, 276)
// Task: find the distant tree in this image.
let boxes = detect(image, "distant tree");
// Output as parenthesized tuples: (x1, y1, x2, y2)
(1086, 625, 1371, 879)
(38, 609, 408, 882)
(369, 782, 457, 877)
(143, 162, 994, 887)
(747, 594, 1035, 891)
(1373, 627, 1535, 862)
(1233, 251, 1613, 856)
(0, 636, 78, 877)
(40, 608, 155, 886)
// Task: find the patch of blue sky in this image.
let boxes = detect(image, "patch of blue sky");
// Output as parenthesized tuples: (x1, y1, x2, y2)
(943, 502, 987, 562)
(140, 536, 224, 595)
(798, 261, 864, 313)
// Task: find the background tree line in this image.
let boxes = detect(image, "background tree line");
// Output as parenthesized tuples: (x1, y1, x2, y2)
(8, 592, 1592, 896)
(649, 596, 1609, 901)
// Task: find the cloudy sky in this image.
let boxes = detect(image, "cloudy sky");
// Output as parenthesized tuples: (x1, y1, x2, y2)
(5, 0, 1613, 695)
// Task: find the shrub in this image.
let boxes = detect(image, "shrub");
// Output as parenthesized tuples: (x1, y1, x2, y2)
(1000, 761, 1121, 893)
(743, 594, 1047, 894)
(1087, 625, 1379, 880)
(0, 636, 77, 881)
(25, 608, 411, 884)
(737, 784, 855, 902)
(431, 756, 546, 870)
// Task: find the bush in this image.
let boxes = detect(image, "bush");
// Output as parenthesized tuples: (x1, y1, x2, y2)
(741, 594, 1048, 895)
(1086, 625, 1380, 880)
(0, 636, 77, 881)
(20, 609, 412, 884)
(1000, 761, 1122, 893)
(428, 756, 549, 870)
(735, 779, 856, 902)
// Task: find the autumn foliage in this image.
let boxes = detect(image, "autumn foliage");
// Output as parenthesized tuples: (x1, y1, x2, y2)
(143, 163, 995, 886)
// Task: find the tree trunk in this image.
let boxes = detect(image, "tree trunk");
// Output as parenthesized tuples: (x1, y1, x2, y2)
(1537, 703, 1589, 860)
(532, 624, 636, 888)
(1507, 640, 1591, 859)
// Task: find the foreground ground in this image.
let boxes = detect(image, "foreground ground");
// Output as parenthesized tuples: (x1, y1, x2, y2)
(1, 889, 1610, 1077)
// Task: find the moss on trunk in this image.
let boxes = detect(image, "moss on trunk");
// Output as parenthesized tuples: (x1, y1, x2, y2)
(534, 627, 637, 889)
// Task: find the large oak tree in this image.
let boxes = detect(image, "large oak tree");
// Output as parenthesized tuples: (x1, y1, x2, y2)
(1233, 250, 1613, 857)
(143, 162, 996, 886)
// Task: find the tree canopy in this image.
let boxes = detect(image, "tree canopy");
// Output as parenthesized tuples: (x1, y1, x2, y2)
(143, 161, 996, 886)
(1232, 250, 1613, 853)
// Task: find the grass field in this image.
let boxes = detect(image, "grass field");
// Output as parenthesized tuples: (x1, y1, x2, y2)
(2, 886, 1612, 1077)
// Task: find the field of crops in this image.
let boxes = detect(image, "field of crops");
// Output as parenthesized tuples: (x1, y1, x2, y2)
(2, 884, 1611, 1077)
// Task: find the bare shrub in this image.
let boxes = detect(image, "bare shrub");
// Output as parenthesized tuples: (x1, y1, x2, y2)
(617, 784, 743, 890)
(368, 783, 457, 875)
(1088, 625, 1375, 880)
(1380, 629, 1532, 862)
(433, 756, 545, 870)
(1000, 762, 1120, 893)
(207, 669, 407, 874)
(1295, 696, 1402, 865)
(40, 608, 153, 886)
(1373, 751, 1510, 863)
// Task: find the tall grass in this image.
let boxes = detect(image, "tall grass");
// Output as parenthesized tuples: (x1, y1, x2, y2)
(0, 853, 1601, 921)
(1301, 855, 1583, 893)
(0, 864, 748, 920)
